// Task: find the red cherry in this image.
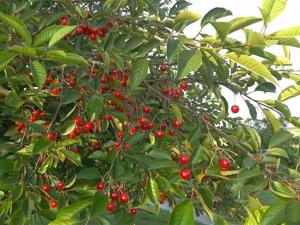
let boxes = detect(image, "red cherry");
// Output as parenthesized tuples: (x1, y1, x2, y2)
(147, 121, 155, 129)
(51, 88, 60, 95)
(162, 87, 170, 96)
(219, 158, 231, 171)
(41, 185, 50, 192)
(29, 117, 37, 123)
(46, 76, 53, 85)
(32, 110, 40, 117)
(99, 76, 107, 83)
(90, 27, 97, 35)
(168, 129, 175, 136)
(160, 122, 167, 130)
(155, 130, 164, 138)
(107, 202, 116, 212)
(90, 33, 97, 41)
(143, 106, 151, 114)
(179, 154, 190, 165)
(203, 114, 209, 121)
(40, 111, 46, 118)
(76, 26, 84, 35)
(231, 105, 239, 114)
(121, 80, 127, 87)
(121, 72, 129, 80)
(84, 122, 94, 132)
(159, 192, 166, 204)
(111, 69, 118, 76)
(120, 193, 129, 204)
(50, 200, 58, 208)
(110, 191, 119, 201)
(71, 147, 79, 153)
(180, 81, 188, 90)
(138, 117, 148, 126)
(114, 90, 124, 99)
(129, 126, 137, 135)
(73, 117, 81, 125)
(47, 132, 55, 141)
(130, 208, 138, 216)
(114, 141, 121, 149)
(104, 114, 112, 121)
(159, 64, 168, 72)
(117, 130, 124, 139)
(60, 17, 69, 25)
(180, 168, 191, 180)
(56, 181, 65, 191)
(172, 119, 183, 129)
(98, 27, 108, 37)
(96, 182, 105, 192)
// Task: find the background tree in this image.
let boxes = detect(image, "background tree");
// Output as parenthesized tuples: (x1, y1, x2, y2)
(0, 0, 299, 225)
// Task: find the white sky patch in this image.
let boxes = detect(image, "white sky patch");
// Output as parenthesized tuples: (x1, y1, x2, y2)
(186, 0, 300, 118)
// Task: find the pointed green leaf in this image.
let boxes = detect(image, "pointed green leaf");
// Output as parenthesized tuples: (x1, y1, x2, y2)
(169, 200, 194, 225)
(271, 25, 300, 37)
(90, 192, 108, 218)
(266, 147, 289, 158)
(229, 17, 262, 33)
(225, 52, 276, 84)
(48, 218, 76, 225)
(9, 209, 26, 225)
(34, 25, 62, 47)
(269, 131, 293, 148)
(262, 109, 281, 133)
(31, 61, 46, 89)
(0, 12, 32, 45)
(261, 204, 285, 225)
(57, 199, 92, 219)
(285, 200, 300, 225)
(46, 50, 88, 65)
(177, 49, 202, 79)
(49, 26, 76, 48)
(32, 137, 51, 155)
(146, 177, 160, 207)
(261, 0, 288, 25)
(130, 57, 149, 88)
(10, 45, 36, 56)
(278, 85, 300, 101)
(0, 51, 16, 70)
(201, 7, 232, 27)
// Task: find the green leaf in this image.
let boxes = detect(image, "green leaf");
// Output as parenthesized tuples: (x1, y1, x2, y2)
(167, 37, 180, 62)
(64, 150, 82, 166)
(130, 57, 149, 88)
(212, 214, 229, 225)
(211, 22, 232, 42)
(0, 12, 32, 45)
(278, 85, 300, 101)
(229, 17, 262, 33)
(271, 26, 300, 37)
(34, 25, 62, 47)
(125, 37, 144, 52)
(146, 178, 160, 207)
(261, 0, 288, 25)
(269, 131, 293, 148)
(0, 159, 14, 172)
(261, 204, 285, 225)
(32, 137, 51, 155)
(244, 29, 267, 46)
(177, 49, 202, 79)
(48, 26, 76, 48)
(237, 167, 262, 181)
(47, 50, 89, 65)
(31, 61, 46, 89)
(148, 159, 176, 170)
(266, 147, 289, 158)
(90, 192, 108, 218)
(262, 109, 281, 133)
(285, 200, 300, 225)
(77, 168, 100, 180)
(169, 200, 194, 225)
(175, 11, 201, 23)
(201, 7, 232, 27)
(57, 199, 92, 219)
(10, 45, 36, 56)
(4, 91, 24, 108)
(62, 89, 81, 105)
(9, 209, 26, 225)
(0, 51, 17, 70)
(245, 100, 257, 120)
(48, 218, 77, 225)
(270, 181, 297, 199)
(89, 151, 106, 160)
(86, 95, 103, 121)
(225, 53, 276, 84)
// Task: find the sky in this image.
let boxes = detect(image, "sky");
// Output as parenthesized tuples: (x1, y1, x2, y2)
(186, 0, 300, 119)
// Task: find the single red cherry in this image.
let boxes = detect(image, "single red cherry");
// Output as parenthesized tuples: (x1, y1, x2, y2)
(76, 26, 84, 35)
(143, 106, 151, 114)
(47, 132, 55, 141)
(90, 33, 97, 41)
(130, 208, 137, 216)
(180, 81, 188, 90)
(203, 114, 209, 121)
(107, 202, 116, 212)
(111, 69, 118, 76)
(159, 64, 168, 72)
(46, 76, 53, 85)
(114, 90, 124, 99)
(121, 80, 127, 87)
(117, 130, 124, 139)
(40, 111, 46, 118)
(84, 122, 94, 132)
(51, 88, 60, 95)
(138, 117, 148, 126)
(99, 76, 107, 83)
(180, 168, 191, 180)
(98, 27, 108, 37)
(179, 154, 190, 165)
(219, 158, 231, 171)
(172, 119, 183, 129)
(50, 200, 58, 208)
(155, 130, 164, 138)
(120, 193, 129, 204)
(41, 185, 50, 192)
(231, 105, 239, 114)
(110, 191, 119, 201)
(60, 17, 69, 25)
(168, 129, 175, 136)
(96, 182, 105, 192)
(29, 117, 37, 123)
(73, 117, 81, 126)
(147, 121, 155, 129)
(56, 181, 65, 191)
(32, 110, 40, 117)
(114, 141, 121, 149)
(159, 192, 166, 204)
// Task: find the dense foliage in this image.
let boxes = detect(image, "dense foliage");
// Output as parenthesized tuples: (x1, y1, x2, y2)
(0, 0, 300, 224)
